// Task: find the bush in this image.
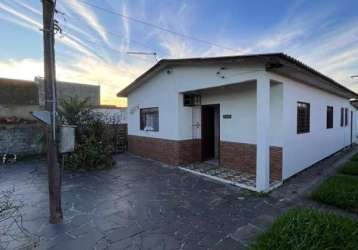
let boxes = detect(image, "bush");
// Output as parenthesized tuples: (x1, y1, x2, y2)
(311, 175, 358, 213)
(59, 97, 115, 170)
(65, 135, 115, 170)
(338, 161, 358, 176)
(250, 208, 358, 250)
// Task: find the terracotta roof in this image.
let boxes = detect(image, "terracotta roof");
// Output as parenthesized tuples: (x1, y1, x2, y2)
(117, 53, 358, 99)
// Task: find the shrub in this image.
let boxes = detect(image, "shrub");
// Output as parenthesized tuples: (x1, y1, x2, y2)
(59, 97, 115, 170)
(250, 208, 358, 250)
(311, 175, 358, 213)
(65, 135, 115, 170)
(338, 161, 358, 176)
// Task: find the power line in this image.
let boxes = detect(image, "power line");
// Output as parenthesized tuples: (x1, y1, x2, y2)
(77, 0, 240, 53)
(61, 31, 156, 63)
(55, 7, 155, 52)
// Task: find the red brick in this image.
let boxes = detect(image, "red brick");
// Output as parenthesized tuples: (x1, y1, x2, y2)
(128, 135, 201, 165)
(220, 141, 282, 181)
(128, 136, 282, 181)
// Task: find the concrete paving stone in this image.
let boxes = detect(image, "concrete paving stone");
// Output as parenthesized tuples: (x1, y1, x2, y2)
(230, 223, 262, 245)
(1, 148, 357, 249)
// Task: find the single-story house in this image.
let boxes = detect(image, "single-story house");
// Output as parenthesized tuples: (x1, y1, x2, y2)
(117, 53, 358, 192)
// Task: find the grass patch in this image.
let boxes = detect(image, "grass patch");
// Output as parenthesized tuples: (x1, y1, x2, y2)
(338, 161, 358, 175)
(311, 175, 358, 213)
(350, 153, 358, 161)
(250, 208, 358, 250)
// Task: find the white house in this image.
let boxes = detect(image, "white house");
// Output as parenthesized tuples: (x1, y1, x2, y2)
(118, 53, 358, 192)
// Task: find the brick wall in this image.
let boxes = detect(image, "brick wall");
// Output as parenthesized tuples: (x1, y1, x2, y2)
(270, 146, 283, 181)
(128, 135, 201, 165)
(128, 136, 282, 181)
(0, 124, 44, 155)
(220, 141, 282, 181)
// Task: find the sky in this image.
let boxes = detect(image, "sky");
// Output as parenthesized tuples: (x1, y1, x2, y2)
(0, 0, 357, 107)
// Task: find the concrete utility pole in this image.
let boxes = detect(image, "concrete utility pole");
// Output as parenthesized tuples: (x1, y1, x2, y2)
(42, 0, 63, 224)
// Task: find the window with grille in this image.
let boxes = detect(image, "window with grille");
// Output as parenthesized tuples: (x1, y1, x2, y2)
(345, 108, 348, 127)
(341, 108, 344, 127)
(297, 102, 310, 134)
(326, 106, 333, 129)
(140, 107, 159, 131)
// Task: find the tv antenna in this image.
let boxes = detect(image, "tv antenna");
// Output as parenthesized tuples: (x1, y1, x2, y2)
(127, 51, 158, 62)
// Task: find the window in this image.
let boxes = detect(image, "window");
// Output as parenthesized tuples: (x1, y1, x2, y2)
(345, 108, 348, 127)
(140, 107, 159, 131)
(326, 106, 333, 129)
(341, 108, 344, 127)
(297, 102, 310, 134)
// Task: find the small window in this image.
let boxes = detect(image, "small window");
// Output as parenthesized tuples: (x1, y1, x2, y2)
(140, 107, 159, 131)
(327, 106, 333, 129)
(341, 108, 344, 127)
(297, 102, 310, 134)
(345, 108, 348, 127)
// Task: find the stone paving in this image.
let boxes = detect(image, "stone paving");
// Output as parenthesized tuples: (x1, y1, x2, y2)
(0, 147, 357, 250)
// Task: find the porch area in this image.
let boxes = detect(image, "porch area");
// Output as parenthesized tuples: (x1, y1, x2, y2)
(180, 73, 284, 192)
(180, 162, 282, 192)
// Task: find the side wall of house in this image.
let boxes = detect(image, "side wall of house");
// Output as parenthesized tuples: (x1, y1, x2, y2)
(281, 77, 354, 179)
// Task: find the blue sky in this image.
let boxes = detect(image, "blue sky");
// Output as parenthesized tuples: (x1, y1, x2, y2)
(0, 0, 357, 106)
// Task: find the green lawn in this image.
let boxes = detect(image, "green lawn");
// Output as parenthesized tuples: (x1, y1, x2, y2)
(311, 175, 358, 213)
(350, 153, 358, 162)
(338, 161, 358, 175)
(250, 208, 358, 250)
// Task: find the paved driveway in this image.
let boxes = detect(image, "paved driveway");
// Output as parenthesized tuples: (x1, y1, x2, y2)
(0, 150, 356, 250)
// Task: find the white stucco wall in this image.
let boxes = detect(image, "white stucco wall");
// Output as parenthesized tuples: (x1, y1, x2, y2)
(127, 63, 267, 140)
(280, 76, 355, 179)
(177, 82, 283, 147)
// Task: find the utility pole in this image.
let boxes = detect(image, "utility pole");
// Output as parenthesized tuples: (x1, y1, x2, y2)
(42, 0, 63, 224)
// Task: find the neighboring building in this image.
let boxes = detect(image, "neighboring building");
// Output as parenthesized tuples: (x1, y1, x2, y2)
(0, 77, 100, 121)
(35, 77, 100, 107)
(0, 78, 41, 120)
(118, 53, 358, 192)
(0, 77, 100, 156)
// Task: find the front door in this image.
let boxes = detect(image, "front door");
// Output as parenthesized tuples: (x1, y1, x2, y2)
(201, 105, 219, 160)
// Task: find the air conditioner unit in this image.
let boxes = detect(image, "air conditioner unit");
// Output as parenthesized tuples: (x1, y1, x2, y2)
(183, 94, 201, 106)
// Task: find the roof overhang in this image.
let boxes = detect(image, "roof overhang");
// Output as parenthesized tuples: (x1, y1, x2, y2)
(117, 53, 358, 99)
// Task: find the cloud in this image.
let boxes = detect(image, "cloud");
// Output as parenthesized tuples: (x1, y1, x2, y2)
(13, 0, 42, 16)
(119, 2, 130, 52)
(0, 1, 42, 29)
(62, 0, 110, 46)
(0, 55, 151, 107)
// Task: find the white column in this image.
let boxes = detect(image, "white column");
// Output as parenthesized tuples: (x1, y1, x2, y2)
(256, 76, 270, 192)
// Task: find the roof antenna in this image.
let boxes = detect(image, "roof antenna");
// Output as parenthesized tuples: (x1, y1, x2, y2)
(127, 51, 158, 62)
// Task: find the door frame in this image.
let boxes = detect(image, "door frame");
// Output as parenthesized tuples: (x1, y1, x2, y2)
(201, 104, 220, 161)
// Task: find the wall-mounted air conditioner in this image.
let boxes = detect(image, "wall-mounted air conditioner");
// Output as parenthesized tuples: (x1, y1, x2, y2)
(183, 94, 201, 106)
